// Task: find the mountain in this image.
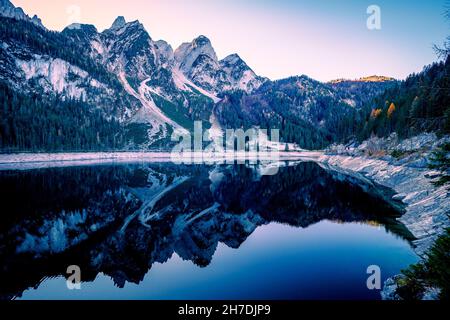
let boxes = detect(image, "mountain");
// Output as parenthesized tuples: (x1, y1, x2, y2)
(61, 17, 267, 141)
(0, 0, 445, 152)
(0, 0, 43, 28)
(174, 36, 266, 94)
(214, 75, 396, 149)
(0, 4, 268, 151)
(0, 11, 147, 151)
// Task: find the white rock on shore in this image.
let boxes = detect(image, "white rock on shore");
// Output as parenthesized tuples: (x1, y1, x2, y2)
(320, 133, 449, 300)
(318, 154, 449, 256)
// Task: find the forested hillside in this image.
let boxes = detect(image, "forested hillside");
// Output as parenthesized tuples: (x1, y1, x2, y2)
(215, 76, 395, 149)
(0, 82, 124, 151)
(356, 56, 450, 141)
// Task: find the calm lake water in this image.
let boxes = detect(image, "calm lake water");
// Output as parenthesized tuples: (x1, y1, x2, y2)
(0, 161, 418, 300)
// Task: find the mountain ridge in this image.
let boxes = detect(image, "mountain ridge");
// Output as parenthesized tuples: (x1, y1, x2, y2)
(1, 0, 446, 152)
(329, 75, 397, 84)
(0, 0, 44, 28)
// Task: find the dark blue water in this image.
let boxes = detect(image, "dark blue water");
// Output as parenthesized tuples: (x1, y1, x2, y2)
(0, 162, 418, 300)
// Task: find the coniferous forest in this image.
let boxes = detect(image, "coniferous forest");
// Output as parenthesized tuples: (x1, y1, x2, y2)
(0, 81, 124, 152)
(357, 57, 450, 141)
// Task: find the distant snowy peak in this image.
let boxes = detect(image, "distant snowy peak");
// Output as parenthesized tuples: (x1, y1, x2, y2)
(174, 37, 264, 94)
(0, 0, 44, 28)
(175, 35, 218, 74)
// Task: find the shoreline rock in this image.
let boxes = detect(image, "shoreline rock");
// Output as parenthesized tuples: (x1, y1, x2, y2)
(317, 154, 449, 256)
(317, 133, 449, 300)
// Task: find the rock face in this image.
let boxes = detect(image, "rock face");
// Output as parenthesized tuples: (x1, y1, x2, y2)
(219, 53, 266, 93)
(175, 35, 219, 74)
(174, 36, 266, 94)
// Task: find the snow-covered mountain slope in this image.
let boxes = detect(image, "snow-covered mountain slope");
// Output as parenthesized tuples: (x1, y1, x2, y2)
(0, 23, 142, 123)
(63, 18, 217, 133)
(329, 75, 396, 84)
(17, 56, 109, 100)
(175, 35, 218, 74)
(174, 36, 266, 94)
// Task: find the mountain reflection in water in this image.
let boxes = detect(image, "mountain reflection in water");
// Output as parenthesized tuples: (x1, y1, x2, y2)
(0, 161, 417, 300)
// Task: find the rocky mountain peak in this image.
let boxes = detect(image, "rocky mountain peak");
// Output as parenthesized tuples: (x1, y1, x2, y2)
(221, 53, 241, 64)
(192, 35, 212, 48)
(220, 54, 251, 72)
(0, 0, 45, 28)
(31, 14, 43, 26)
(219, 53, 266, 93)
(104, 17, 146, 38)
(62, 23, 99, 47)
(154, 40, 174, 64)
(111, 16, 127, 30)
(174, 35, 218, 75)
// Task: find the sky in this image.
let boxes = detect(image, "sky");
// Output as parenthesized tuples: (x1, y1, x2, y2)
(11, 0, 449, 82)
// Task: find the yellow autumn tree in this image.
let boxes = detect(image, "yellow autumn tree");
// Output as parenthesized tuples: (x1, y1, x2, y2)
(387, 102, 396, 118)
(371, 108, 382, 119)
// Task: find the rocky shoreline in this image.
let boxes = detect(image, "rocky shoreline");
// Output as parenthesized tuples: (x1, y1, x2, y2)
(318, 154, 449, 256)
(317, 133, 449, 300)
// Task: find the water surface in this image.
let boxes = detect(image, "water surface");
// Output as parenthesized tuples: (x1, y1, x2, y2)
(0, 161, 418, 300)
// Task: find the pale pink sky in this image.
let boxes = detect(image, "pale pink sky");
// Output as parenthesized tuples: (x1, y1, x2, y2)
(11, 0, 448, 81)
